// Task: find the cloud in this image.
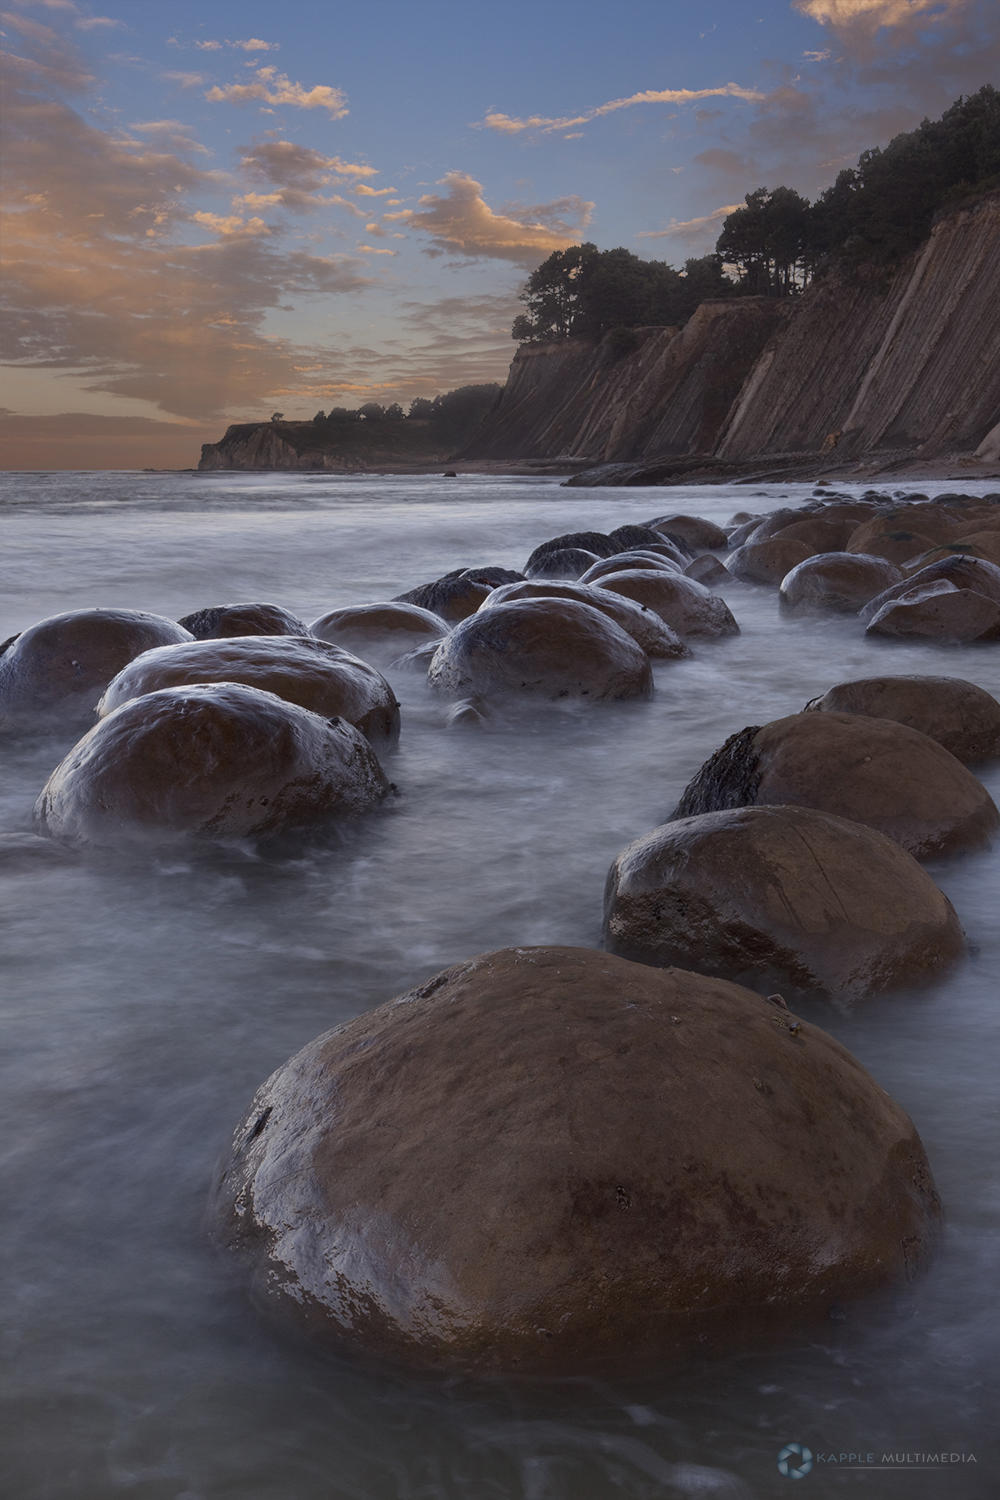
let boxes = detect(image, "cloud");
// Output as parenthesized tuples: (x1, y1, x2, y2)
(389, 171, 593, 265)
(353, 184, 397, 196)
(357, 245, 396, 255)
(162, 71, 205, 88)
(230, 38, 279, 51)
(693, 147, 757, 177)
(130, 119, 210, 154)
(75, 15, 123, 29)
(1, 29, 376, 420)
(236, 140, 377, 213)
(195, 40, 222, 51)
(477, 82, 766, 135)
(637, 204, 743, 246)
(205, 66, 348, 117)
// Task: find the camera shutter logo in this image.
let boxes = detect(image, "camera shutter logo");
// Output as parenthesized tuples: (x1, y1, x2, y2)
(778, 1444, 814, 1478)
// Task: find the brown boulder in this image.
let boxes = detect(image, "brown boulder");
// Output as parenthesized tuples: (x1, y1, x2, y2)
(728, 538, 814, 585)
(579, 552, 682, 584)
(684, 555, 731, 587)
(523, 532, 619, 572)
(603, 805, 964, 1004)
(804, 676, 1000, 763)
(177, 602, 308, 639)
(310, 602, 447, 666)
(525, 547, 602, 580)
(859, 555, 1000, 621)
(672, 711, 998, 859)
(917, 533, 1000, 569)
(595, 570, 740, 639)
(393, 576, 492, 624)
(849, 531, 939, 567)
(644, 513, 730, 550)
(779, 552, 903, 611)
(865, 582, 1000, 643)
(97, 635, 400, 751)
(847, 511, 959, 553)
(427, 599, 653, 701)
(35, 683, 388, 850)
(479, 581, 690, 658)
(208, 945, 941, 1376)
(770, 518, 858, 551)
(0, 608, 193, 733)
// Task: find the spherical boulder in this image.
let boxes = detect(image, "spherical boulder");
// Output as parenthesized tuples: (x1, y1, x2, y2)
(208, 945, 941, 1376)
(393, 576, 492, 624)
(847, 512, 959, 554)
(35, 683, 389, 850)
(917, 533, 1000, 569)
(779, 552, 903, 612)
(804, 675, 1000, 763)
(608, 523, 682, 554)
(523, 532, 619, 573)
(427, 599, 653, 701)
(0, 608, 193, 733)
(479, 581, 690, 659)
(603, 805, 964, 1004)
(310, 603, 448, 666)
(728, 538, 814, 585)
(859, 556, 1000, 621)
(865, 583, 1000, 643)
(770, 518, 858, 552)
(645, 513, 730, 550)
(97, 635, 400, 751)
(684, 555, 731, 587)
(525, 547, 602, 580)
(595, 569, 740, 639)
(176, 602, 308, 639)
(672, 711, 999, 860)
(579, 552, 682, 584)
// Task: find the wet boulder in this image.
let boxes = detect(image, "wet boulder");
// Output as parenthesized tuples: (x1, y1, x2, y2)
(177, 602, 309, 639)
(608, 524, 682, 554)
(525, 547, 602, 580)
(523, 532, 620, 573)
(458, 567, 526, 588)
(603, 806, 964, 1005)
(645, 514, 730, 550)
(579, 552, 682, 584)
(742, 508, 807, 544)
(684, 555, 731, 587)
(480, 582, 690, 659)
(780, 553, 903, 612)
(595, 570, 740, 639)
(97, 635, 401, 752)
(769, 518, 858, 552)
(859, 555, 1000, 621)
(804, 676, 1000, 764)
(672, 711, 998, 860)
(35, 683, 389, 850)
(310, 603, 448, 666)
(427, 598, 653, 701)
(393, 576, 492, 624)
(728, 538, 814, 586)
(916, 533, 1000, 569)
(849, 530, 939, 567)
(0, 608, 193, 734)
(208, 945, 941, 1376)
(864, 582, 1000, 643)
(847, 512, 959, 554)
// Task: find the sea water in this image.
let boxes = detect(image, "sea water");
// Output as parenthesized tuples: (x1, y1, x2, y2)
(1, 471, 998, 1500)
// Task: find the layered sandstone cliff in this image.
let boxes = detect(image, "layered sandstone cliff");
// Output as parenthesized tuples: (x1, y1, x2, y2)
(198, 419, 453, 471)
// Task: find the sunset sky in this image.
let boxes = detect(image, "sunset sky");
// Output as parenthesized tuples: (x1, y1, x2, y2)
(2, 0, 997, 468)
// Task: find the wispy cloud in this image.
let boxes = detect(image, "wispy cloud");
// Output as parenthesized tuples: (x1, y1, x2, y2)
(386, 171, 592, 265)
(637, 204, 743, 245)
(205, 67, 348, 117)
(477, 83, 766, 135)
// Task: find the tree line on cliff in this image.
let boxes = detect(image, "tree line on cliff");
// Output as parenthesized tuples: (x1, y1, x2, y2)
(512, 84, 1000, 344)
(309, 384, 502, 447)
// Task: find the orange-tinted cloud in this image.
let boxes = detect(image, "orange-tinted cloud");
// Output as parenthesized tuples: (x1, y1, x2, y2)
(235, 139, 377, 213)
(479, 83, 765, 135)
(388, 172, 592, 265)
(205, 66, 348, 117)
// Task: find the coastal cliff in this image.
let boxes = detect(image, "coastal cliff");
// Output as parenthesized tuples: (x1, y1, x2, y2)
(461, 190, 1000, 473)
(198, 419, 455, 472)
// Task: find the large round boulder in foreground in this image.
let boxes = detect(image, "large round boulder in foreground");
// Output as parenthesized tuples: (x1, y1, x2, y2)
(427, 599, 653, 701)
(673, 711, 999, 860)
(177, 602, 309, 639)
(97, 635, 400, 750)
(779, 552, 903, 611)
(0, 608, 193, 733)
(310, 602, 448, 665)
(208, 945, 941, 1376)
(596, 569, 740, 639)
(805, 676, 1000, 764)
(480, 581, 690, 658)
(35, 683, 389, 849)
(604, 806, 964, 1004)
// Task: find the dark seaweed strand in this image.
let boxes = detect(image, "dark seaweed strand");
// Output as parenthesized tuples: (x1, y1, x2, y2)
(670, 725, 763, 819)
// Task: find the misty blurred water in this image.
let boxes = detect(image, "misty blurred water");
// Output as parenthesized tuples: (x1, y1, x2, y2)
(1, 470, 998, 1500)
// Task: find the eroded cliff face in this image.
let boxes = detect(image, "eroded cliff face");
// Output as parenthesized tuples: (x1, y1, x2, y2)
(462, 191, 1000, 468)
(717, 191, 1000, 461)
(198, 420, 454, 471)
(458, 299, 787, 463)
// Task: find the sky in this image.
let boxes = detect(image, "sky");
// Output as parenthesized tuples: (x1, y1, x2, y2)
(2, 0, 997, 469)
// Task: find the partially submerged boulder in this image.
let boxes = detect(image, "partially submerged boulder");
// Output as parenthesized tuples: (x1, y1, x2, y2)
(427, 599, 654, 701)
(97, 635, 401, 751)
(595, 570, 740, 639)
(859, 556, 1000, 622)
(523, 532, 619, 573)
(804, 676, 1000, 763)
(684, 555, 731, 587)
(208, 945, 941, 1376)
(35, 683, 389, 850)
(525, 547, 602, 580)
(770, 518, 858, 552)
(603, 805, 964, 1004)
(579, 552, 682, 584)
(780, 553, 903, 612)
(644, 514, 729, 550)
(393, 576, 492, 624)
(480, 581, 690, 658)
(310, 602, 448, 666)
(0, 608, 193, 733)
(728, 538, 814, 586)
(672, 711, 998, 859)
(177, 602, 308, 639)
(865, 583, 1000, 643)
